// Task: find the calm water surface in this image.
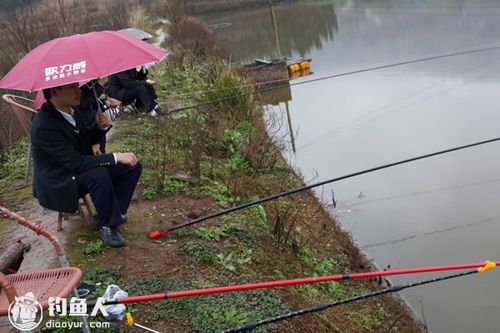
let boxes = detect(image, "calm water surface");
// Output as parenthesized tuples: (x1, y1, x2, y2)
(206, 1, 500, 332)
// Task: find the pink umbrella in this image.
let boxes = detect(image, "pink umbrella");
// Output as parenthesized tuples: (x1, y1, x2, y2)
(0, 30, 168, 92)
(33, 91, 44, 110)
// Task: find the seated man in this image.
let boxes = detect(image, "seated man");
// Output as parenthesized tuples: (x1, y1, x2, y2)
(31, 83, 142, 247)
(79, 78, 121, 153)
(106, 67, 161, 117)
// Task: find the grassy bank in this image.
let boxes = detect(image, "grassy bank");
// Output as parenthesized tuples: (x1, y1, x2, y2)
(55, 57, 420, 331)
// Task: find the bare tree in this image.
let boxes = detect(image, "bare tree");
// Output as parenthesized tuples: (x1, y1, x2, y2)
(165, 0, 189, 24)
(0, 0, 142, 153)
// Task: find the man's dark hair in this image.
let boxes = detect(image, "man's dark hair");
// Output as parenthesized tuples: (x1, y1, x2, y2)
(42, 86, 63, 100)
(42, 88, 51, 100)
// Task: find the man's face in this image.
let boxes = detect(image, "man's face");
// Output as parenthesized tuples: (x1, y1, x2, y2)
(51, 83, 81, 108)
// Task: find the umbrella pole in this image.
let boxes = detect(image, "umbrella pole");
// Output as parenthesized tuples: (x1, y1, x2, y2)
(91, 81, 103, 113)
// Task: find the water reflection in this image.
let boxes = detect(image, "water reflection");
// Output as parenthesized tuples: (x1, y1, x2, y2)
(205, 3, 338, 61)
(260, 84, 297, 153)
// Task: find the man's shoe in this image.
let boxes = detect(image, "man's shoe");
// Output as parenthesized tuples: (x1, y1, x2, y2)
(149, 105, 163, 118)
(98, 226, 126, 247)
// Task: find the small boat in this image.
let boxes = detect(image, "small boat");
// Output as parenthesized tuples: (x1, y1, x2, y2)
(239, 58, 312, 83)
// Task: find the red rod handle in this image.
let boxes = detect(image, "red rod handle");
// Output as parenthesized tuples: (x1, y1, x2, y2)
(148, 230, 169, 239)
(111, 261, 499, 304)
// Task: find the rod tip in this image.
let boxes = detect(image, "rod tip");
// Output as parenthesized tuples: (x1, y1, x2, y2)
(478, 260, 496, 273)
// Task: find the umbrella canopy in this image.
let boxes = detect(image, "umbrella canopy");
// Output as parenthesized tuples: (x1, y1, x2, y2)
(118, 28, 153, 41)
(33, 91, 44, 110)
(0, 30, 167, 92)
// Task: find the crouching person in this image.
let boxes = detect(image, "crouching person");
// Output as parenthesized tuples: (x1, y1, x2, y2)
(31, 83, 142, 247)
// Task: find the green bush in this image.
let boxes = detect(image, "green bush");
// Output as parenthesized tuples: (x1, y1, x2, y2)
(205, 67, 255, 121)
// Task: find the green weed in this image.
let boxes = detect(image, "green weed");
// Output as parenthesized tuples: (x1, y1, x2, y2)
(195, 226, 228, 242)
(81, 267, 121, 300)
(299, 246, 345, 297)
(83, 240, 104, 256)
(249, 203, 267, 226)
(143, 277, 286, 333)
(201, 180, 238, 208)
(216, 248, 253, 272)
(161, 178, 190, 196)
(228, 152, 250, 172)
(142, 187, 158, 200)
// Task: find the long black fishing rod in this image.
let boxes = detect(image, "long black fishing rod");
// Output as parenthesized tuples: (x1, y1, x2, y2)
(165, 44, 500, 116)
(149, 135, 500, 238)
(220, 261, 496, 332)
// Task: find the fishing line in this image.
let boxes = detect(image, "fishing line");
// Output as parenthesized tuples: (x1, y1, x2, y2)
(163, 43, 500, 116)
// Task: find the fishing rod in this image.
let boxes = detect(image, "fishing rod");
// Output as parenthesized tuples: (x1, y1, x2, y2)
(88, 260, 497, 307)
(165, 43, 500, 116)
(221, 261, 497, 333)
(149, 135, 500, 239)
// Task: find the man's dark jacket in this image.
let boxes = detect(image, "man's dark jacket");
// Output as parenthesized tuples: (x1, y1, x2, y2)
(31, 101, 115, 213)
(105, 69, 147, 101)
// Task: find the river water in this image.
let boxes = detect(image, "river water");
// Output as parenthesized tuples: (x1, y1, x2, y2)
(205, 1, 500, 332)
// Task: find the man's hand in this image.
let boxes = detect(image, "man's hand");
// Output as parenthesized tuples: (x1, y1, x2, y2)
(146, 79, 156, 85)
(96, 77, 108, 86)
(96, 110, 112, 130)
(105, 98, 122, 108)
(116, 152, 139, 167)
